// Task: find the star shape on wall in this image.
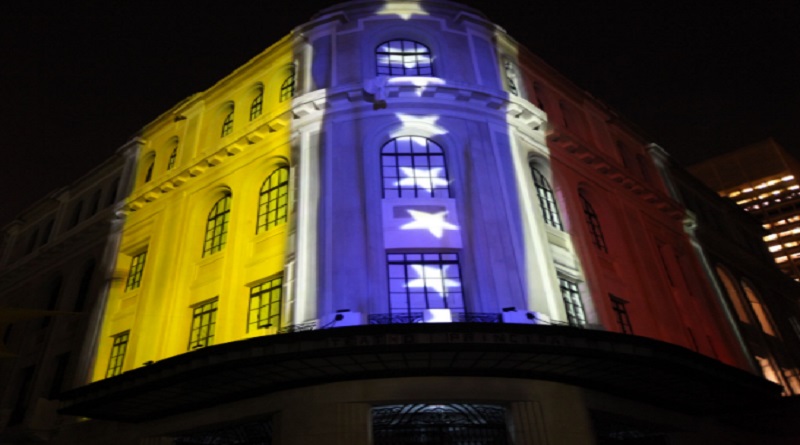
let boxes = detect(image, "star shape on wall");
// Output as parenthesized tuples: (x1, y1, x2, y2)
(391, 114, 448, 138)
(396, 167, 449, 193)
(376, 2, 428, 20)
(400, 209, 459, 238)
(406, 265, 460, 297)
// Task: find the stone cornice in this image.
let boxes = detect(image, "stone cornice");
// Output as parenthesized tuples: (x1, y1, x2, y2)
(547, 128, 684, 220)
(124, 80, 545, 214)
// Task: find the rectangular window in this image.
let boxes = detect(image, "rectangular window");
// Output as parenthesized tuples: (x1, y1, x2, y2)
(387, 253, 465, 317)
(125, 251, 147, 291)
(559, 278, 586, 327)
(106, 331, 129, 378)
(609, 295, 633, 334)
(248, 276, 283, 332)
(189, 299, 218, 350)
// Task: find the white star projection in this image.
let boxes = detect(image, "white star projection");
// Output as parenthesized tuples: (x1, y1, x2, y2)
(376, 2, 428, 20)
(400, 209, 459, 238)
(406, 265, 460, 297)
(396, 167, 449, 193)
(391, 114, 448, 138)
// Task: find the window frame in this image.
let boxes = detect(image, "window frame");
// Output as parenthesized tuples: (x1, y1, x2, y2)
(167, 147, 177, 170)
(559, 277, 586, 327)
(220, 109, 234, 137)
(579, 190, 608, 252)
(609, 294, 633, 334)
(250, 90, 264, 120)
(125, 251, 147, 291)
(203, 194, 232, 257)
(530, 164, 563, 230)
(188, 299, 218, 350)
(376, 39, 433, 77)
(387, 252, 465, 317)
(256, 168, 290, 233)
(280, 72, 295, 102)
(248, 275, 283, 332)
(105, 331, 129, 378)
(381, 136, 451, 199)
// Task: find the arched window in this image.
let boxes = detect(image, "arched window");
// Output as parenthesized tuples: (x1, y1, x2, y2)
(257, 168, 289, 233)
(376, 40, 432, 76)
(144, 159, 154, 183)
(203, 194, 232, 257)
(220, 108, 234, 137)
(715, 266, 750, 323)
(250, 90, 263, 120)
(280, 72, 295, 102)
(741, 281, 777, 336)
(381, 137, 450, 198)
(579, 190, 607, 252)
(530, 165, 562, 230)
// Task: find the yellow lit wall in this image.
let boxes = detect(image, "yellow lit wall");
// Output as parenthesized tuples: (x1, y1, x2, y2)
(91, 37, 296, 381)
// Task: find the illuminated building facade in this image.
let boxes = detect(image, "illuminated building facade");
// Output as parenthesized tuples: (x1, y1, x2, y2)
(689, 139, 800, 280)
(2, 1, 800, 444)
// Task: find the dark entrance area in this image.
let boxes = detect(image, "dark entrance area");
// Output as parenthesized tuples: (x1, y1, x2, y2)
(172, 419, 272, 445)
(373, 403, 510, 445)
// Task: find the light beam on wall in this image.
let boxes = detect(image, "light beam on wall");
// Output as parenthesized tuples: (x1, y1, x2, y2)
(400, 209, 459, 238)
(406, 265, 460, 297)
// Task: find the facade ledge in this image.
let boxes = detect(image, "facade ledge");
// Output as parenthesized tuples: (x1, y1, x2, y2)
(59, 323, 779, 423)
(547, 129, 684, 219)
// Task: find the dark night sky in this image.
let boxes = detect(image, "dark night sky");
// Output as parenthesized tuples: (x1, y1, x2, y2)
(1, 0, 799, 226)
